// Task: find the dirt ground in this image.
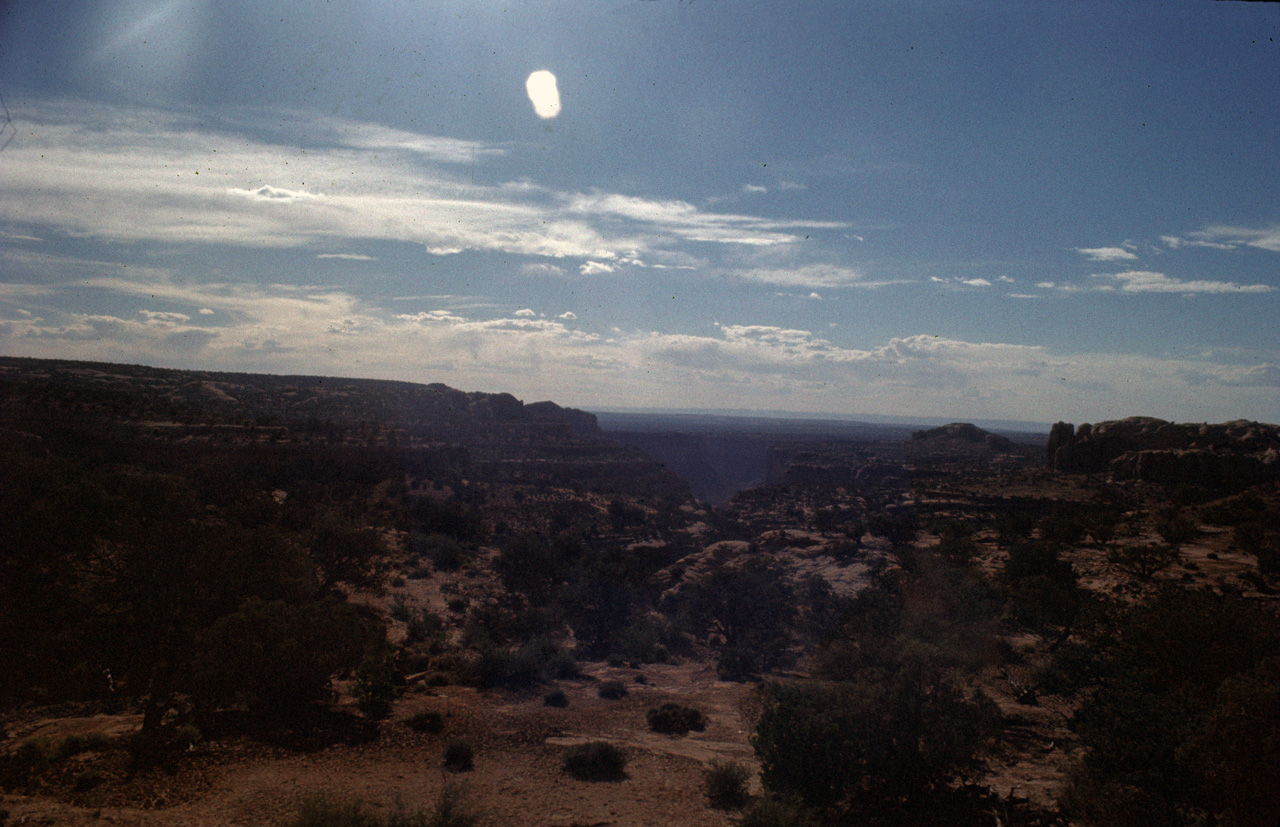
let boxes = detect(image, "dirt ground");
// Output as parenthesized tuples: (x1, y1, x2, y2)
(2, 660, 759, 826)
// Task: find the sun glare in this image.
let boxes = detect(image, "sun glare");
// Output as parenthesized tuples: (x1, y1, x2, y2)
(525, 70, 561, 119)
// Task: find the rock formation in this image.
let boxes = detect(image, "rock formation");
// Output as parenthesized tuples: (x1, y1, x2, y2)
(1046, 416, 1280, 484)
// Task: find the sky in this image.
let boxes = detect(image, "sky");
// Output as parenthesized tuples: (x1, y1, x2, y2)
(0, 0, 1277, 426)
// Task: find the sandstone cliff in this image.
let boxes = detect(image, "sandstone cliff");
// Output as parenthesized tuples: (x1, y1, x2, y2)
(1046, 417, 1280, 484)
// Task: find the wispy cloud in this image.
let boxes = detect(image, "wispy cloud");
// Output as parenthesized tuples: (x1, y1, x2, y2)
(1162, 225, 1280, 253)
(1077, 246, 1138, 262)
(317, 253, 376, 261)
(521, 262, 567, 277)
(0, 229, 44, 243)
(328, 121, 506, 164)
(566, 192, 845, 247)
(1092, 270, 1274, 294)
(733, 264, 891, 289)
(0, 100, 844, 268)
(930, 276, 992, 289)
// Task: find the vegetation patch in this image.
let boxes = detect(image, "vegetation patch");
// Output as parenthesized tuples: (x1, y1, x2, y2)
(562, 741, 627, 782)
(290, 786, 479, 827)
(596, 680, 628, 700)
(703, 759, 751, 810)
(405, 711, 445, 734)
(441, 739, 474, 773)
(646, 703, 707, 735)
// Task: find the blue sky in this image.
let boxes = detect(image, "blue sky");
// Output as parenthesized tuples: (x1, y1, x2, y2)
(1, 1, 1277, 425)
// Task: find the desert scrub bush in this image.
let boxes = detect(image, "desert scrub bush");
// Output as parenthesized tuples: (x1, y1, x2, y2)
(289, 788, 479, 827)
(1107, 544, 1180, 579)
(15, 737, 53, 772)
(463, 634, 576, 690)
(419, 782, 480, 827)
(646, 702, 707, 735)
(56, 732, 114, 759)
(405, 609, 447, 647)
(597, 680, 628, 700)
(405, 711, 445, 734)
(415, 533, 473, 573)
(290, 797, 380, 827)
(735, 797, 819, 827)
(389, 595, 413, 622)
(174, 724, 202, 750)
(352, 648, 403, 720)
(752, 671, 999, 814)
(704, 759, 751, 810)
(441, 739, 473, 772)
(543, 689, 569, 707)
(562, 740, 627, 781)
(71, 768, 103, 792)
(1156, 513, 1198, 548)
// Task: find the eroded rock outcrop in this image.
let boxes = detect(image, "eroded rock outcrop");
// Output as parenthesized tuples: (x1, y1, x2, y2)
(1047, 416, 1280, 484)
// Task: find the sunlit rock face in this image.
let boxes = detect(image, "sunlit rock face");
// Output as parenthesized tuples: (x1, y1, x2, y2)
(526, 70, 561, 118)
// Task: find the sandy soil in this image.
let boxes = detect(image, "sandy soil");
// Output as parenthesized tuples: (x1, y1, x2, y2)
(2, 661, 758, 827)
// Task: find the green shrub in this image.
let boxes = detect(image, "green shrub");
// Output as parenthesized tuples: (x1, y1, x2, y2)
(1201, 492, 1267, 527)
(405, 711, 445, 734)
(389, 595, 413, 622)
(289, 788, 480, 827)
(1060, 588, 1280, 826)
(417, 533, 473, 573)
(735, 798, 819, 827)
(752, 668, 999, 813)
(352, 648, 403, 720)
(14, 738, 52, 773)
(418, 782, 480, 827)
(71, 768, 103, 791)
(442, 739, 473, 772)
(543, 689, 569, 708)
(646, 703, 707, 735)
(597, 680, 628, 700)
(56, 732, 113, 760)
(1107, 544, 1180, 579)
(562, 741, 627, 781)
(406, 610, 447, 646)
(290, 797, 381, 827)
(464, 635, 571, 690)
(704, 759, 751, 810)
(174, 725, 202, 749)
(1155, 514, 1197, 548)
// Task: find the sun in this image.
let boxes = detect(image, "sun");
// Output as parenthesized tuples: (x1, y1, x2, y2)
(525, 70, 561, 119)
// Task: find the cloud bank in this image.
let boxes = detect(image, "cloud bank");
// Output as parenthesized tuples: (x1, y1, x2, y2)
(2, 273, 1274, 424)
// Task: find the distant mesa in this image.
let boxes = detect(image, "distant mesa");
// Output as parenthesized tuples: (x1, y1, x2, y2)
(910, 422, 1013, 452)
(766, 441, 910, 489)
(1047, 417, 1280, 485)
(0, 356, 678, 498)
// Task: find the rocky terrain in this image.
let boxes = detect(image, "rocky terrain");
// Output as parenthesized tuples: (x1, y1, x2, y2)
(1047, 417, 1280, 484)
(2, 358, 1277, 827)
